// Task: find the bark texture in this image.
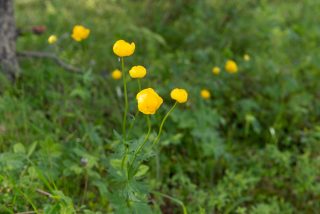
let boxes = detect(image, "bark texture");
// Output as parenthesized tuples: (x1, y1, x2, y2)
(0, 0, 20, 80)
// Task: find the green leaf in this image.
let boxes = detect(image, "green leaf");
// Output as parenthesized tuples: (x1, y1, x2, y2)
(13, 143, 26, 154)
(135, 164, 149, 178)
(27, 141, 38, 158)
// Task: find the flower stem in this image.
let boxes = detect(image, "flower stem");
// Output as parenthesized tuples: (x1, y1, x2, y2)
(138, 79, 142, 91)
(127, 79, 142, 136)
(121, 57, 128, 143)
(130, 115, 151, 167)
(153, 102, 177, 145)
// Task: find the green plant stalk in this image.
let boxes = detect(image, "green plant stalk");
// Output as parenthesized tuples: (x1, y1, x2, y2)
(130, 115, 151, 168)
(127, 79, 142, 136)
(152, 191, 188, 214)
(121, 57, 128, 143)
(121, 57, 129, 172)
(153, 102, 177, 145)
(127, 110, 139, 136)
(17, 188, 39, 213)
(137, 79, 142, 91)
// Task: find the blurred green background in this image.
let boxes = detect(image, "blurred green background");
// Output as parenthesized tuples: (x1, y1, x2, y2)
(0, 0, 320, 213)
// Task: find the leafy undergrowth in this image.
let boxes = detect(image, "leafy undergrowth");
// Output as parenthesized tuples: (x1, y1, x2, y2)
(1, 0, 320, 213)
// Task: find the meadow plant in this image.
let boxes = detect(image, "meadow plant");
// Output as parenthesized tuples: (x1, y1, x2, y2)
(108, 39, 188, 213)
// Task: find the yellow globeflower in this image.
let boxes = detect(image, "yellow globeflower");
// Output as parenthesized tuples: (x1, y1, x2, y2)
(113, 40, 135, 57)
(200, 89, 211, 100)
(244, 54, 250, 61)
(71, 25, 90, 42)
(111, 69, 122, 80)
(170, 88, 188, 103)
(212, 66, 221, 75)
(129, 65, 147, 78)
(225, 60, 238, 73)
(48, 35, 57, 44)
(136, 88, 163, 115)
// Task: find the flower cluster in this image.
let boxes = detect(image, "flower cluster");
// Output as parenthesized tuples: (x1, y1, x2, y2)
(204, 54, 251, 100)
(47, 25, 91, 46)
(112, 39, 188, 115)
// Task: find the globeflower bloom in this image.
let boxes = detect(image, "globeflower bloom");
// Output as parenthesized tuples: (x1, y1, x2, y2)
(48, 35, 57, 44)
(129, 65, 147, 78)
(225, 60, 238, 73)
(244, 54, 250, 61)
(136, 88, 163, 115)
(111, 69, 122, 80)
(170, 88, 188, 103)
(113, 40, 135, 57)
(71, 25, 90, 42)
(212, 66, 221, 75)
(201, 89, 211, 100)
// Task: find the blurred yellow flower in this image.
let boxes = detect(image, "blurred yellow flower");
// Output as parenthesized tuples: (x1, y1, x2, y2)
(113, 40, 135, 57)
(212, 66, 221, 75)
(200, 89, 211, 99)
(170, 88, 188, 103)
(129, 65, 147, 78)
(48, 35, 57, 44)
(71, 25, 90, 42)
(136, 88, 163, 114)
(244, 54, 250, 61)
(225, 60, 238, 73)
(111, 69, 122, 80)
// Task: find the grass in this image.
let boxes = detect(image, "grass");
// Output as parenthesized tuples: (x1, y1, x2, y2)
(0, 0, 320, 213)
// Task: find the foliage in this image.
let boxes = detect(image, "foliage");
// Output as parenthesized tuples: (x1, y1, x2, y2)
(0, 0, 320, 213)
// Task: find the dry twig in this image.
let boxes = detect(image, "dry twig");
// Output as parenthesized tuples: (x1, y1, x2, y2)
(17, 50, 81, 72)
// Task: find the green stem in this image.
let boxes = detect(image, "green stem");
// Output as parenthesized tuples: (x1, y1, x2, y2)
(127, 111, 139, 136)
(121, 57, 128, 143)
(130, 116, 151, 167)
(155, 148, 161, 180)
(127, 79, 142, 136)
(138, 79, 142, 91)
(153, 102, 177, 145)
(152, 191, 188, 214)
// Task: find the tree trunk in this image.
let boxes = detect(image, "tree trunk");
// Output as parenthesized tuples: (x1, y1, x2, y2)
(0, 0, 20, 80)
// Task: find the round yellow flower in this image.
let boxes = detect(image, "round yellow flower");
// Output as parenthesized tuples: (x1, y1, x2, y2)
(129, 65, 147, 78)
(200, 89, 211, 100)
(212, 66, 221, 75)
(48, 35, 57, 44)
(71, 25, 90, 42)
(244, 54, 250, 61)
(113, 40, 135, 57)
(170, 88, 188, 103)
(136, 88, 163, 115)
(225, 60, 238, 73)
(111, 69, 122, 80)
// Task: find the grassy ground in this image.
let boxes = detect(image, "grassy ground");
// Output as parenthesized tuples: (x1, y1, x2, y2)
(0, 0, 320, 213)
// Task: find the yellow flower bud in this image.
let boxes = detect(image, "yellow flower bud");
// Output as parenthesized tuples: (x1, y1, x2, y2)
(212, 66, 220, 75)
(129, 65, 147, 78)
(170, 88, 188, 103)
(225, 60, 238, 73)
(113, 40, 135, 57)
(71, 25, 90, 42)
(48, 35, 57, 44)
(136, 88, 163, 115)
(200, 89, 211, 100)
(244, 54, 250, 61)
(111, 69, 122, 80)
